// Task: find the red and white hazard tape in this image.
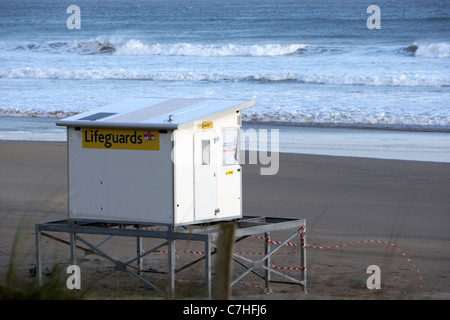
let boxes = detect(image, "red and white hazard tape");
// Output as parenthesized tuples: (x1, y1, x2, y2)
(271, 261, 306, 271)
(252, 235, 302, 247)
(305, 239, 423, 289)
(251, 227, 423, 290)
(147, 249, 206, 255)
(139, 225, 423, 290)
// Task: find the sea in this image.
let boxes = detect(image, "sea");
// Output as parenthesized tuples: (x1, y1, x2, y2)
(1, 0, 449, 162)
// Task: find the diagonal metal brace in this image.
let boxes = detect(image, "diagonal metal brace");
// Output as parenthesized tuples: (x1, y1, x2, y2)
(74, 235, 165, 295)
(230, 228, 302, 287)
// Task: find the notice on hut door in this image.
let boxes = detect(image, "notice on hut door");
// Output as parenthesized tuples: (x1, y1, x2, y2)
(82, 128, 160, 151)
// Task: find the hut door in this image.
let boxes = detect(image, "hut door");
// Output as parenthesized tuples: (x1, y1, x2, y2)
(194, 130, 218, 221)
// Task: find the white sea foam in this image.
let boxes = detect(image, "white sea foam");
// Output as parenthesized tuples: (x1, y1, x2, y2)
(112, 40, 309, 57)
(1, 106, 448, 132)
(0, 39, 115, 55)
(0, 39, 308, 57)
(242, 110, 450, 131)
(1, 67, 447, 87)
(6, 39, 450, 59)
(0, 107, 80, 119)
(4, 39, 450, 60)
(413, 42, 450, 58)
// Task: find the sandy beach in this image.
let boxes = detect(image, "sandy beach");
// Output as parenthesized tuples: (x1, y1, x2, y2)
(1, 140, 449, 300)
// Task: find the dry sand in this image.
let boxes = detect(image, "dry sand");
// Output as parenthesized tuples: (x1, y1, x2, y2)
(1, 140, 449, 300)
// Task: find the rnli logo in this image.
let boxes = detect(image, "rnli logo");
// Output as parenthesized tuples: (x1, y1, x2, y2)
(82, 128, 160, 150)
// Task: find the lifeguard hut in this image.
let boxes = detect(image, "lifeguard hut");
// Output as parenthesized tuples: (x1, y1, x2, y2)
(35, 97, 306, 298)
(56, 97, 254, 226)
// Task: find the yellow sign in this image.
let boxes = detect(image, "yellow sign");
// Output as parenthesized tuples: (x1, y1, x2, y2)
(82, 128, 159, 150)
(226, 170, 234, 175)
(197, 121, 214, 130)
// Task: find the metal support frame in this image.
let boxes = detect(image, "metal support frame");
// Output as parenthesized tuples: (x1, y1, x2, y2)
(35, 215, 306, 297)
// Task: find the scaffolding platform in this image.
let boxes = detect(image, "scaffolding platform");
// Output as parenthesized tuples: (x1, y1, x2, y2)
(35, 215, 306, 297)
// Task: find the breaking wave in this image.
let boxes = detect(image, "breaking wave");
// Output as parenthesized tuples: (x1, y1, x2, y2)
(404, 42, 450, 58)
(1, 107, 449, 132)
(1, 39, 116, 55)
(1, 68, 448, 87)
(0, 107, 81, 119)
(4, 38, 450, 59)
(1, 39, 308, 57)
(114, 40, 308, 56)
(242, 110, 450, 132)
